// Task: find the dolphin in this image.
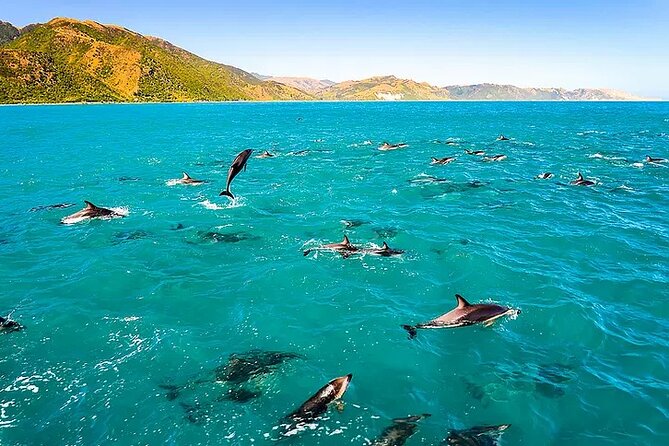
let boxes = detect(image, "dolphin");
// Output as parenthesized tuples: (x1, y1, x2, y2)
(219, 149, 253, 199)
(177, 172, 206, 185)
(444, 424, 511, 445)
(256, 151, 275, 159)
(483, 154, 507, 162)
(0, 315, 23, 333)
(402, 294, 520, 339)
(431, 156, 456, 165)
(570, 172, 595, 186)
(303, 235, 359, 257)
(496, 135, 510, 141)
(287, 374, 353, 423)
(370, 414, 431, 446)
(535, 172, 554, 179)
(379, 142, 408, 151)
(61, 201, 125, 224)
(362, 242, 404, 257)
(645, 155, 667, 163)
(465, 149, 486, 156)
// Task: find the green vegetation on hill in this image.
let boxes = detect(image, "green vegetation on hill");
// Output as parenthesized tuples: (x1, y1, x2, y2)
(0, 18, 312, 103)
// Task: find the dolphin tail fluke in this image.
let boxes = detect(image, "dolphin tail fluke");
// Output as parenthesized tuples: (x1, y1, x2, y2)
(303, 249, 312, 256)
(402, 325, 418, 339)
(219, 190, 234, 199)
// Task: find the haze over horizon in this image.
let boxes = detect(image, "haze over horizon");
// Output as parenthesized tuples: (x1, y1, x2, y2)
(4, 0, 669, 99)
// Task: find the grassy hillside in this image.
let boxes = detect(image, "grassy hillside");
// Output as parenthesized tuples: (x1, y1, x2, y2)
(0, 18, 312, 103)
(320, 75, 449, 100)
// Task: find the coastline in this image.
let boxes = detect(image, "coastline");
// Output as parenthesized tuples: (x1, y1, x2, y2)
(0, 99, 665, 107)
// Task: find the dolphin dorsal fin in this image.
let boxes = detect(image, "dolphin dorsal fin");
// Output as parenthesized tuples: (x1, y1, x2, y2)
(455, 294, 470, 308)
(432, 157, 438, 162)
(381, 242, 389, 250)
(182, 172, 191, 180)
(576, 172, 583, 180)
(84, 200, 97, 209)
(342, 235, 350, 245)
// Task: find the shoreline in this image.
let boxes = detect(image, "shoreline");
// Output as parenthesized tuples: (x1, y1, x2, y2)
(0, 99, 665, 107)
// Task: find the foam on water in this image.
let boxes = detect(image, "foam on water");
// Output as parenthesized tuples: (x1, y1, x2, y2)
(1, 102, 669, 445)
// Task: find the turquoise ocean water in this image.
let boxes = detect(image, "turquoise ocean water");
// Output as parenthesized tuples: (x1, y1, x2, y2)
(1, 102, 668, 445)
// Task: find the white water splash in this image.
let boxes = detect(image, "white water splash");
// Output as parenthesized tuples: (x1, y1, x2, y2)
(199, 198, 245, 210)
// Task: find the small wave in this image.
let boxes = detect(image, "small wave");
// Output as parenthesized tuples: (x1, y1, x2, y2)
(588, 153, 625, 161)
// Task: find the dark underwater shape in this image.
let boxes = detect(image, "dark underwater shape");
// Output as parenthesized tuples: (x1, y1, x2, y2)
(443, 424, 510, 445)
(215, 350, 303, 384)
(370, 414, 431, 446)
(112, 230, 150, 244)
(195, 231, 259, 244)
(216, 387, 263, 403)
(29, 203, 76, 212)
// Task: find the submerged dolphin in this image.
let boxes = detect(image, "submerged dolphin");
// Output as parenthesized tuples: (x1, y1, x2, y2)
(402, 294, 519, 339)
(303, 235, 358, 257)
(30, 203, 75, 212)
(496, 135, 510, 141)
(483, 154, 507, 162)
(535, 172, 554, 179)
(371, 414, 431, 446)
(570, 172, 595, 186)
(0, 315, 23, 333)
(287, 374, 353, 424)
(177, 172, 205, 185)
(61, 201, 125, 224)
(219, 149, 253, 199)
(444, 424, 511, 445)
(431, 156, 456, 165)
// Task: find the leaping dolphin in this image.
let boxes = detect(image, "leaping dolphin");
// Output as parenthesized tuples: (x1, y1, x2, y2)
(431, 156, 456, 165)
(570, 172, 595, 186)
(177, 172, 206, 185)
(0, 315, 23, 333)
(303, 235, 358, 257)
(219, 149, 253, 199)
(61, 201, 125, 224)
(370, 414, 431, 446)
(402, 294, 519, 339)
(284, 374, 352, 432)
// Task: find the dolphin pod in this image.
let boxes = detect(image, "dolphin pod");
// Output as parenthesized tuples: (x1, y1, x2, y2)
(402, 294, 520, 339)
(220, 149, 253, 199)
(303, 236, 404, 258)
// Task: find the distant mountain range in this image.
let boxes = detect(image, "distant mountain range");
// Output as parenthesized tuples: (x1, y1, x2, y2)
(0, 18, 654, 104)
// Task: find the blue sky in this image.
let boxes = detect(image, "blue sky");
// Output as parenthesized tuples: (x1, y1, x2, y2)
(4, 1, 669, 98)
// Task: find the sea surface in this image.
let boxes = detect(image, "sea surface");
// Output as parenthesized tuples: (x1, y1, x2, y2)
(1, 102, 668, 445)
